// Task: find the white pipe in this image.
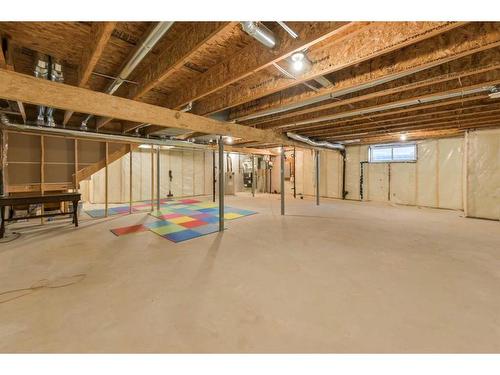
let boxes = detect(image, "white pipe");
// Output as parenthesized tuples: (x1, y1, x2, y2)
(277, 22, 298, 39)
(287, 131, 344, 151)
(241, 22, 276, 49)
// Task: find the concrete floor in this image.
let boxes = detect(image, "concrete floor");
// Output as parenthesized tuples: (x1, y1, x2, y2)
(0, 193, 499, 353)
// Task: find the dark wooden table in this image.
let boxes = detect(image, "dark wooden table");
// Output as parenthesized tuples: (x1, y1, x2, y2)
(0, 192, 81, 238)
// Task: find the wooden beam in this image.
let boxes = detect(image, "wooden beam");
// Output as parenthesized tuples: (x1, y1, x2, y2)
(301, 103, 500, 137)
(162, 22, 360, 110)
(197, 21, 469, 117)
(0, 69, 294, 145)
(258, 66, 500, 131)
(1, 38, 27, 124)
(63, 22, 116, 126)
(227, 22, 499, 121)
(292, 95, 491, 134)
(317, 112, 500, 139)
(251, 49, 500, 128)
(270, 71, 500, 132)
(326, 120, 500, 143)
(130, 22, 237, 100)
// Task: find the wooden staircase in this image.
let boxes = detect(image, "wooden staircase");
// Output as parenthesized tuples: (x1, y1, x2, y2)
(74, 144, 132, 184)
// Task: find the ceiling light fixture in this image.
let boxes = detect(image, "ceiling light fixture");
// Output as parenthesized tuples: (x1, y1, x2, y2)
(290, 52, 311, 73)
(225, 136, 233, 144)
(400, 133, 408, 141)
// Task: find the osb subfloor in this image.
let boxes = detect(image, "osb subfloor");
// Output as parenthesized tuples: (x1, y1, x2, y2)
(1, 194, 499, 353)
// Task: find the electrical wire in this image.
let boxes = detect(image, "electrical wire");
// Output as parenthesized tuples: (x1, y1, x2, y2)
(0, 273, 86, 304)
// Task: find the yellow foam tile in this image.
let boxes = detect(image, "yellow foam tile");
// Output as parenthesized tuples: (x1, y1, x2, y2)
(169, 216, 196, 224)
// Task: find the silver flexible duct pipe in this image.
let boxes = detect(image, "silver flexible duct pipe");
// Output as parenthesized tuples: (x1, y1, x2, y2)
(287, 132, 345, 151)
(241, 22, 277, 48)
(82, 21, 175, 129)
(34, 57, 49, 126)
(45, 61, 64, 127)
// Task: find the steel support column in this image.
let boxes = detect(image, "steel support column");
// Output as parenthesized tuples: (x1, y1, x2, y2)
(315, 150, 320, 206)
(156, 146, 161, 210)
(251, 155, 256, 197)
(280, 146, 285, 216)
(212, 149, 216, 202)
(218, 136, 224, 232)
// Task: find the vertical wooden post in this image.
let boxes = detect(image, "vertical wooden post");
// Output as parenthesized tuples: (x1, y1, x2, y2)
(105, 142, 108, 217)
(129, 144, 133, 214)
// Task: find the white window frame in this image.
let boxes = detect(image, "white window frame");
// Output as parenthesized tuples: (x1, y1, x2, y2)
(368, 143, 417, 163)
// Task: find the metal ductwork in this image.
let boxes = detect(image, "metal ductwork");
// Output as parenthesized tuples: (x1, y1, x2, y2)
(82, 21, 175, 130)
(1, 114, 206, 150)
(241, 22, 277, 49)
(287, 132, 345, 151)
(46, 61, 64, 127)
(34, 57, 49, 126)
(34, 56, 64, 127)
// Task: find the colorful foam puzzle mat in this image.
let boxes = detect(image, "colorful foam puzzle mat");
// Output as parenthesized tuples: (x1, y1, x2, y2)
(108, 199, 257, 243)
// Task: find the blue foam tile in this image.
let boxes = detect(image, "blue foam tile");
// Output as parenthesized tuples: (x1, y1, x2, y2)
(172, 208, 198, 215)
(164, 229, 203, 242)
(198, 208, 219, 213)
(199, 216, 219, 223)
(227, 208, 256, 216)
(192, 223, 221, 235)
(144, 220, 170, 229)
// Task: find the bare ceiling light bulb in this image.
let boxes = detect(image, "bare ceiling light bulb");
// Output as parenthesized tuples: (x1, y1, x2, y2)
(226, 136, 233, 144)
(290, 52, 310, 73)
(400, 133, 408, 141)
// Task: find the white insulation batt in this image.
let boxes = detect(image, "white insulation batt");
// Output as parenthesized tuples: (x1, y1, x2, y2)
(466, 128, 500, 220)
(279, 148, 343, 199)
(344, 137, 464, 210)
(87, 149, 213, 203)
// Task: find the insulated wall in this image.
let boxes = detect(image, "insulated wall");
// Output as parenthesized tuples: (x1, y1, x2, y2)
(87, 148, 213, 204)
(466, 128, 500, 220)
(345, 137, 463, 210)
(288, 148, 343, 199)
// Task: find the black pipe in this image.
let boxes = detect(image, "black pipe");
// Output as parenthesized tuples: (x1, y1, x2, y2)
(360, 161, 368, 200)
(341, 149, 347, 199)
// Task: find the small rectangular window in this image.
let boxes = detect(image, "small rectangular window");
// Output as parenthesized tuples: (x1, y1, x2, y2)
(369, 143, 416, 162)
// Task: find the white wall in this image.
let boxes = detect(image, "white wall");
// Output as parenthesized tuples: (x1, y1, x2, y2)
(86, 149, 213, 204)
(465, 128, 500, 220)
(275, 148, 343, 199)
(344, 137, 464, 210)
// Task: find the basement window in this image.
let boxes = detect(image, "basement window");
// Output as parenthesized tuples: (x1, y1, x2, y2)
(369, 143, 417, 163)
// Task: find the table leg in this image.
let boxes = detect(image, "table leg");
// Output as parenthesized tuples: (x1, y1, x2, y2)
(1, 206, 5, 238)
(72, 200, 79, 227)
